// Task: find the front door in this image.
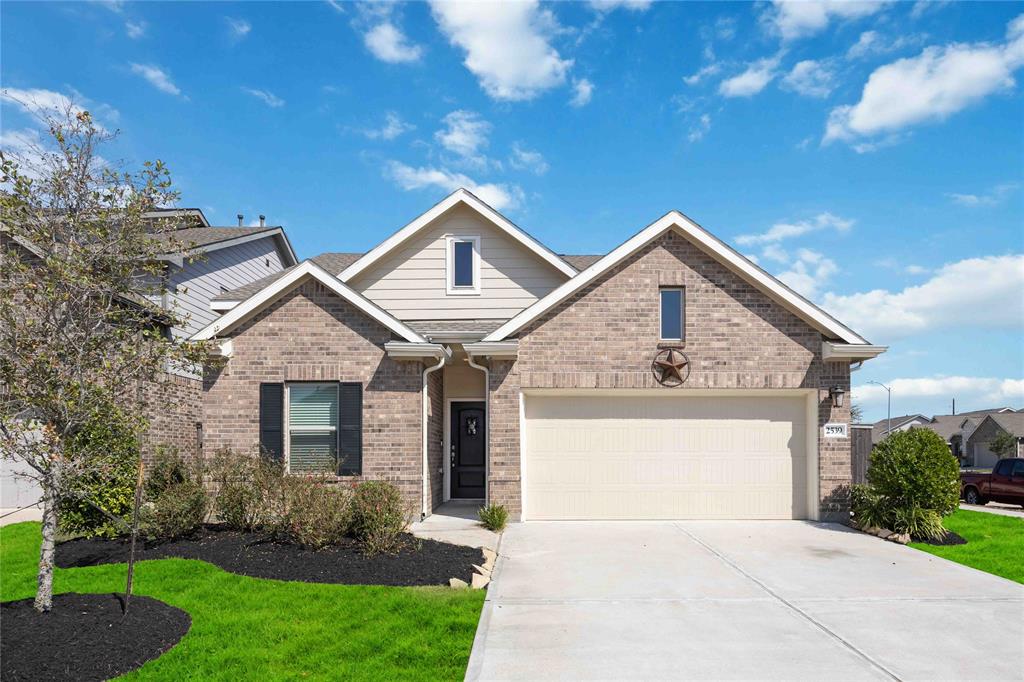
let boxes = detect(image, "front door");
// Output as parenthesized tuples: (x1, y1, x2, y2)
(451, 402, 485, 499)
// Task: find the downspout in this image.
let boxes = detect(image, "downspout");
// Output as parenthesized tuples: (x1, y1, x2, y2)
(422, 353, 447, 520)
(465, 353, 490, 507)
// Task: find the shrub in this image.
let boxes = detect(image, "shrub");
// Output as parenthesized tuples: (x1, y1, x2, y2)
(868, 429, 960, 517)
(351, 480, 408, 555)
(146, 446, 199, 497)
(478, 504, 508, 532)
(891, 504, 945, 541)
(142, 480, 207, 541)
(209, 448, 285, 531)
(278, 477, 353, 549)
(850, 484, 888, 530)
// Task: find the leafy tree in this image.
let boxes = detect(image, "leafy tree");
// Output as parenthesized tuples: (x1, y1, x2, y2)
(989, 431, 1018, 459)
(850, 403, 863, 423)
(0, 100, 209, 612)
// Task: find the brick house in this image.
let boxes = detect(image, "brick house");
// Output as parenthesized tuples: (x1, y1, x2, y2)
(194, 189, 886, 522)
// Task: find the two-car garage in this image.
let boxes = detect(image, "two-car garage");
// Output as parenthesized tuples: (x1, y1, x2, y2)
(522, 392, 815, 521)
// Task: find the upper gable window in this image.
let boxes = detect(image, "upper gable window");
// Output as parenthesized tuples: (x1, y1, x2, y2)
(660, 287, 684, 340)
(446, 236, 480, 295)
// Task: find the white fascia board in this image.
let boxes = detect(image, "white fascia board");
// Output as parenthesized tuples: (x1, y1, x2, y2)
(822, 342, 888, 362)
(484, 212, 870, 345)
(191, 260, 426, 343)
(338, 189, 577, 282)
(179, 229, 291, 261)
(209, 300, 240, 312)
(463, 341, 519, 358)
(384, 342, 452, 360)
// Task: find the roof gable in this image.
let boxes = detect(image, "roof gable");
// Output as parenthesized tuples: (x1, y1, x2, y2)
(339, 188, 577, 282)
(484, 211, 871, 345)
(191, 260, 425, 343)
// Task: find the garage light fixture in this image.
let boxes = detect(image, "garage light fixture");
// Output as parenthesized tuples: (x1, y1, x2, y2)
(829, 386, 846, 408)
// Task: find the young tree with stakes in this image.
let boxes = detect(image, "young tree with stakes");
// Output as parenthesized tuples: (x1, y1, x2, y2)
(0, 101, 209, 612)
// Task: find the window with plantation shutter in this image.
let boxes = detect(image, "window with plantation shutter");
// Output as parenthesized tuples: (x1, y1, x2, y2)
(287, 383, 339, 474)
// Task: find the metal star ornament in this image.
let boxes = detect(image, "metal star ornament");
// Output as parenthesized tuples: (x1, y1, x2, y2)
(652, 348, 690, 386)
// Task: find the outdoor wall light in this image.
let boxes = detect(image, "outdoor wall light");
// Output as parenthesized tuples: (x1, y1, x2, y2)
(829, 386, 846, 408)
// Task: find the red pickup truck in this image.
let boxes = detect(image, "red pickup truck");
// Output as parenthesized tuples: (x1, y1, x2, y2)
(960, 458, 1024, 506)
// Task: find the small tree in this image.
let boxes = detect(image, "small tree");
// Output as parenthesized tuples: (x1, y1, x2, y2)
(989, 431, 1018, 459)
(850, 403, 864, 423)
(0, 100, 208, 612)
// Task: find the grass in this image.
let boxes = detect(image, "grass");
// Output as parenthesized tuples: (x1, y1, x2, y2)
(909, 509, 1024, 584)
(1, 522, 485, 681)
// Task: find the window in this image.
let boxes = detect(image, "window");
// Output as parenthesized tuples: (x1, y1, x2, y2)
(446, 236, 480, 294)
(995, 459, 1013, 476)
(660, 288, 684, 340)
(1013, 460, 1024, 477)
(287, 383, 338, 473)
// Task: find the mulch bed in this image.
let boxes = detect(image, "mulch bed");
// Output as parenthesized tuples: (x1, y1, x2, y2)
(57, 526, 483, 587)
(1, 592, 190, 682)
(919, 530, 968, 546)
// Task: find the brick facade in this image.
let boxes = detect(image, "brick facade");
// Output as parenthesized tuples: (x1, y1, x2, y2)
(139, 373, 203, 464)
(484, 230, 853, 520)
(202, 278, 426, 516)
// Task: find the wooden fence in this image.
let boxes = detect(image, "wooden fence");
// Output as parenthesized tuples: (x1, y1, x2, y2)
(851, 425, 872, 484)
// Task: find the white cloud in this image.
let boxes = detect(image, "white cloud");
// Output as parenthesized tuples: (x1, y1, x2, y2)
(129, 63, 183, 97)
(587, 0, 652, 11)
(777, 248, 838, 299)
(125, 20, 146, 39)
(570, 78, 594, 107)
(509, 143, 549, 175)
(846, 30, 927, 60)
(853, 376, 1024, 407)
(782, 59, 836, 98)
(435, 110, 491, 165)
(736, 212, 854, 246)
(825, 14, 1024, 145)
(719, 56, 781, 97)
(763, 0, 887, 41)
(430, 0, 572, 101)
(363, 22, 424, 63)
(948, 182, 1020, 207)
(362, 111, 415, 140)
(687, 113, 711, 142)
(384, 160, 524, 211)
(226, 17, 251, 42)
(683, 63, 721, 86)
(905, 264, 929, 275)
(762, 243, 789, 263)
(822, 255, 1024, 340)
(0, 87, 116, 132)
(326, 0, 345, 13)
(241, 87, 285, 108)
(910, 0, 951, 20)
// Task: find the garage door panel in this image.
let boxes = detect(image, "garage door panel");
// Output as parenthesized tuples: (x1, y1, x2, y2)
(524, 395, 809, 520)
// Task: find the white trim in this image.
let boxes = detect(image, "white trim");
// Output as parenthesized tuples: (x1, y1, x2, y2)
(339, 188, 577, 282)
(445, 235, 481, 295)
(462, 341, 518, 358)
(385, 342, 451, 360)
(190, 260, 427, 343)
(822, 342, 888, 362)
(484, 211, 870, 345)
(805, 390, 820, 522)
(659, 287, 684, 342)
(519, 390, 527, 522)
(169, 228, 298, 267)
(210, 299, 240, 312)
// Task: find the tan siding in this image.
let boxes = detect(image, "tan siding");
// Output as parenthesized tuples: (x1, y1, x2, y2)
(349, 205, 568, 320)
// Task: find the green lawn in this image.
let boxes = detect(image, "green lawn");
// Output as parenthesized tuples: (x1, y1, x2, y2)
(909, 509, 1024, 584)
(1, 522, 485, 681)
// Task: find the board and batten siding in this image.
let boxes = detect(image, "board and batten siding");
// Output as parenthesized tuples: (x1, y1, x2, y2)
(166, 236, 287, 338)
(349, 205, 569, 321)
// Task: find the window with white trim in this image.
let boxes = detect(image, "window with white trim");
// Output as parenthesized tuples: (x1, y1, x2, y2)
(446, 236, 480, 294)
(286, 383, 338, 473)
(659, 287, 684, 341)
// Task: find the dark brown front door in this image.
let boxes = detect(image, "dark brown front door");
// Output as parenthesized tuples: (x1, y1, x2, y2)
(451, 402, 485, 499)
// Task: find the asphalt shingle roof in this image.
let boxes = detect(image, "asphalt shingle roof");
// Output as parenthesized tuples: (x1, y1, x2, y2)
(151, 226, 279, 251)
(211, 252, 362, 303)
(560, 254, 603, 270)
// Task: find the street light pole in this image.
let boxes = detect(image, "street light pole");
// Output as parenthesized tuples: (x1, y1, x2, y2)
(868, 380, 892, 437)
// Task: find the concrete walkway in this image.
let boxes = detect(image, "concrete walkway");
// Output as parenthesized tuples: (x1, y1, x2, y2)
(410, 500, 499, 550)
(960, 502, 1024, 518)
(467, 521, 1024, 681)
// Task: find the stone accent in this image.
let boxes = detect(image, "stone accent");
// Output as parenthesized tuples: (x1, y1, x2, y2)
(484, 230, 853, 520)
(202, 277, 425, 515)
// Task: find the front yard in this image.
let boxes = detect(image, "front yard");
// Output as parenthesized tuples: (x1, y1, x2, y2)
(910, 509, 1024, 584)
(0, 522, 484, 680)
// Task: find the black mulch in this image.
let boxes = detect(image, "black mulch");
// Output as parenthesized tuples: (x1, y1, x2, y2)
(57, 527, 483, 587)
(919, 530, 968, 546)
(1, 592, 190, 682)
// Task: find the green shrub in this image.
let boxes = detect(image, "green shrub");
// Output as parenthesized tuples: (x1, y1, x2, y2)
(868, 429, 960, 516)
(142, 480, 207, 541)
(891, 504, 945, 541)
(146, 446, 199, 497)
(478, 504, 508, 532)
(278, 477, 353, 549)
(351, 480, 408, 555)
(850, 484, 889, 530)
(209, 448, 285, 531)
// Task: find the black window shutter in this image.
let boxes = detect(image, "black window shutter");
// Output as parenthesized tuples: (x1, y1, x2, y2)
(337, 382, 362, 476)
(259, 383, 284, 463)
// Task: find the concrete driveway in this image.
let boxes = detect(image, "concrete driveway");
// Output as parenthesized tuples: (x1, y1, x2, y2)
(467, 522, 1024, 681)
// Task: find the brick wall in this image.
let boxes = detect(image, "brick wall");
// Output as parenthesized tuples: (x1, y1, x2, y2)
(427, 367, 444, 511)
(486, 230, 852, 520)
(139, 372, 203, 464)
(202, 277, 425, 515)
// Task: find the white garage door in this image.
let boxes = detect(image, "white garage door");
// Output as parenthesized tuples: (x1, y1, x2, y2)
(524, 394, 809, 520)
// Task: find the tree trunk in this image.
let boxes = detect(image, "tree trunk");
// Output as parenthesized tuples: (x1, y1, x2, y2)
(34, 473, 58, 613)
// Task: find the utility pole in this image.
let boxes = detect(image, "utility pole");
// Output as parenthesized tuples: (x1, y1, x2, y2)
(868, 380, 892, 437)
(952, 398, 956, 415)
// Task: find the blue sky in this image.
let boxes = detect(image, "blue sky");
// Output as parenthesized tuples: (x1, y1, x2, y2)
(2, 0, 1022, 422)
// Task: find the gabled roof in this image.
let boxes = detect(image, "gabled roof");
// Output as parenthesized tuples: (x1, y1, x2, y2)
(151, 226, 298, 266)
(191, 259, 425, 343)
(974, 412, 1024, 438)
(338, 188, 578, 282)
(211, 252, 361, 306)
(872, 414, 930, 443)
(560, 254, 603, 270)
(484, 210, 872, 345)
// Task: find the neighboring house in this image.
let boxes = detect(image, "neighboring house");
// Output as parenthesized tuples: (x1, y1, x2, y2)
(900, 407, 1019, 467)
(195, 189, 885, 523)
(964, 413, 1024, 468)
(869, 414, 930, 445)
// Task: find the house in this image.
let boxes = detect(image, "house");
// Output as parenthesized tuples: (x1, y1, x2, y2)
(963, 413, 1024, 467)
(194, 189, 886, 522)
(901, 407, 1018, 466)
(868, 414, 931, 445)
